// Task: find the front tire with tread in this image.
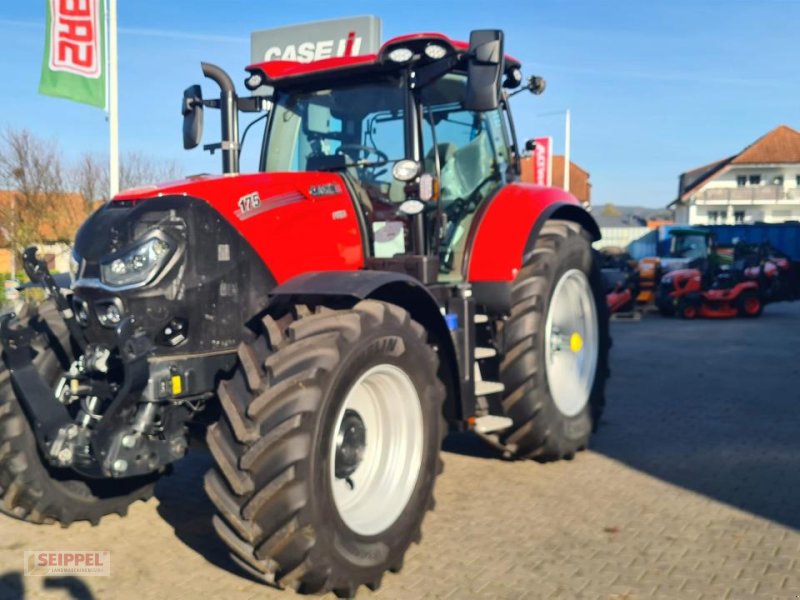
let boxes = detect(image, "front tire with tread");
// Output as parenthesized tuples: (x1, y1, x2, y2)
(0, 300, 159, 526)
(205, 299, 446, 596)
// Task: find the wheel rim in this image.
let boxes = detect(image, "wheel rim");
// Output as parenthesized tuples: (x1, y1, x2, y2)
(544, 269, 599, 417)
(744, 296, 760, 314)
(329, 364, 424, 536)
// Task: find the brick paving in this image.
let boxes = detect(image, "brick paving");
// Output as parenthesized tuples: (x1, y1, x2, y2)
(1, 303, 799, 599)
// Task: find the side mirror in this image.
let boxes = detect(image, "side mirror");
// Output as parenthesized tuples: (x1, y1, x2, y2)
(527, 75, 546, 95)
(524, 139, 537, 152)
(464, 30, 504, 112)
(182, 84, 204, 150)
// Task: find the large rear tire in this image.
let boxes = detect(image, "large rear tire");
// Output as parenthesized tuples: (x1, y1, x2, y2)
(0, 301, 159, 526)
(205, 300, 446, 597)
(498, 220, 610, 461)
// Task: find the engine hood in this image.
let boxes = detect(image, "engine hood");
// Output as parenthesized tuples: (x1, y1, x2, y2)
(115, 171, 343, 208)
(113, 171, 365, 283)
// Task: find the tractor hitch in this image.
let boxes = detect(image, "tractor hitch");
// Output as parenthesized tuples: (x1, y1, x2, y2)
(22, 246, 87, 352)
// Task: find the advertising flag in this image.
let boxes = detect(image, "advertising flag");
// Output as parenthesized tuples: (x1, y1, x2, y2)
(532, 136, 553, 186)
(39, 0, 106, 108)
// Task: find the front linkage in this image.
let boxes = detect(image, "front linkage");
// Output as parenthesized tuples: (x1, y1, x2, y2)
(0, 247, 191, 480)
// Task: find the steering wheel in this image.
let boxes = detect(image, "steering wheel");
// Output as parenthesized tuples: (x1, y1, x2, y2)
(336, 144, 389, 180)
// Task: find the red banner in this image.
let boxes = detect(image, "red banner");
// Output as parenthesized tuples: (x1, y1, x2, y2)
(531, 137, 552, 186)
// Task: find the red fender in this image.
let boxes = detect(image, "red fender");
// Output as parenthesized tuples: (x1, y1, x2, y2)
(465, 183, 599, 282)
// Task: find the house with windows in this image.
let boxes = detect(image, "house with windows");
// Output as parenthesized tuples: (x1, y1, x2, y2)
(671, 125, 800, 225)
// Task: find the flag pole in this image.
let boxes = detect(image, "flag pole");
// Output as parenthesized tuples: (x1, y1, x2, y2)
(563, 108, 571, 193)
(107, 0, 119, 198)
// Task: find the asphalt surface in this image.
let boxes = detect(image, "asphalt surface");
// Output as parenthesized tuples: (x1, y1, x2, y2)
(0, 302, 798, 599)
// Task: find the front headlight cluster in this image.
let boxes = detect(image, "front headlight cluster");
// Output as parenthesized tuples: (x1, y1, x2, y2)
(100, 237, 173, 288)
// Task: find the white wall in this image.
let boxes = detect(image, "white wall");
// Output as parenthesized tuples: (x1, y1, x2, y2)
(595, 227, 652, 249)
(685, 163, 800, 225)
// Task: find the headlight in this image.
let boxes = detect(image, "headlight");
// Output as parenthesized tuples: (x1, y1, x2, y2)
(100, 237, 173, 288)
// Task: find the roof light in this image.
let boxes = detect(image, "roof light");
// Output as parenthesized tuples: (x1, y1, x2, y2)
(424, 44, 447, 60)
(244, 72, 264, 91)
(388, 47, 413, 63)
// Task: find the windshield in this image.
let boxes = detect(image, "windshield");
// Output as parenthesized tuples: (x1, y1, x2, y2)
(671, 234, 709, 259)
(263, 78, 408, 174)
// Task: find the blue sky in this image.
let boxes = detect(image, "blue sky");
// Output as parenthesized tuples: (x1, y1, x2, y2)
(2, 0, 799, 207)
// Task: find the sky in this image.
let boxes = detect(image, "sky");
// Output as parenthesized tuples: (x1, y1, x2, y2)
(2, 0, 800, 208)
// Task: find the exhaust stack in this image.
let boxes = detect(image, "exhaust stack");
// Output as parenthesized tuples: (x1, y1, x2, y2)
(201, 62, 240, 174)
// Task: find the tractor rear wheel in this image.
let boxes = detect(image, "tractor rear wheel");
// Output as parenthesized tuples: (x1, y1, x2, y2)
(0, 300, 159, 526)
(205, 300, 445, 597)
(498, 220, 609, 461)
(737, 290, 763, 318)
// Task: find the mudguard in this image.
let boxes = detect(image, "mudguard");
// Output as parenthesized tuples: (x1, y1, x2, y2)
(465, 183, 600, 282)
(269, 270, 463, 422)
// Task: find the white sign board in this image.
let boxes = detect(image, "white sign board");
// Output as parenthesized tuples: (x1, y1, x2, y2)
(251, 16, 382, 65)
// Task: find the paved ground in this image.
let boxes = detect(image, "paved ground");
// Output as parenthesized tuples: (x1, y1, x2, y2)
(1, 303, 799, 599)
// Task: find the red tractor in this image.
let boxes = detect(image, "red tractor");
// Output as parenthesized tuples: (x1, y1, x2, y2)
(0, 31, 608, 596)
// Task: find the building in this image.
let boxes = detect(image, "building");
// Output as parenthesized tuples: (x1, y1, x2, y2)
(0, 190, 91, 274)
(518, 154, 591, 208)
(671, 125, 800, 225)
(552, 156, 591, 208)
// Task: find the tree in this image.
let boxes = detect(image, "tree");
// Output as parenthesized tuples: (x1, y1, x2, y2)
(602, 203, 622, 217)
(71, 151, 182, 204)
(0, 128, 79, 264)
(72, 152, 107, 210)
(120, 151, 182, 192)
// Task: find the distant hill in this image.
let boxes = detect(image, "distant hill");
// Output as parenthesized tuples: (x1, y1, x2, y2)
(592, 204, 674, 228)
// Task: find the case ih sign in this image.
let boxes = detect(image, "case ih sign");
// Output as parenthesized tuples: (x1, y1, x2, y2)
(250, 16, 381, 64)
(47, 0, 102, 78)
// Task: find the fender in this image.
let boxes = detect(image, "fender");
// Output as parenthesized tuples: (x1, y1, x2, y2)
(465, 183, 600, 283)
(269, 270, 463, 424)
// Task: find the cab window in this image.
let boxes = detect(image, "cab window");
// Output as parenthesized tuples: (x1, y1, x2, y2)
(421, 73, 510, 280)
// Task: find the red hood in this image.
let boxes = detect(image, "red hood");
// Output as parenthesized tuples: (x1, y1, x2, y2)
(113, 172, 328, 203)
(113, 170, 364, 283)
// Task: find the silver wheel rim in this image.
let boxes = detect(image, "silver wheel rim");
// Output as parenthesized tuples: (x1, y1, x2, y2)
(544, 268, 599, 417)
(329, 364, 424, 536)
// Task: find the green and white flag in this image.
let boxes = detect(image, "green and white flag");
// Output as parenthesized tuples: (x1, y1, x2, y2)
(39, 0, 106, 108)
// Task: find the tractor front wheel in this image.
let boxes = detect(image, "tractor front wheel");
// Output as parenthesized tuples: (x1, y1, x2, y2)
(0, 300, 159, 526)
(205, 300, 445, 597)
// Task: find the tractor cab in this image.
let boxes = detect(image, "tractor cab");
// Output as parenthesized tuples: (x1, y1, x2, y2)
(662, 227, 717, 273)
(183, 32, 544, 284)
